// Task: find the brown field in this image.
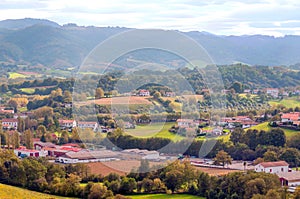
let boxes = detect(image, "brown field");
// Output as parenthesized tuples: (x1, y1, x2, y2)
(19, 71, 39, 75)
(87, 160, 165, 176)
(182, 95, 204, 101)
(78, 96, 152, 106)
(193, 166, 241, 176)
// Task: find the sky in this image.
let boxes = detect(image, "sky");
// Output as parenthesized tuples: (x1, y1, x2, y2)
(0, 0, 300, 37)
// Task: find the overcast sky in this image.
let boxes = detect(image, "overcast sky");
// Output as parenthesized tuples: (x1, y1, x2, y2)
(1, 0, 300, 36)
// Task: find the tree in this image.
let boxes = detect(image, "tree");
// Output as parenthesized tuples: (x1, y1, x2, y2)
(23, 129, 33, 149)
(265, 189, 281, 199)
(95, 88, 105, 99)
(213, 150, 232, 168)
(244, 178, 266, 199)
(119, 177, 137, 194)
(263, 150, 278, 162)
(279, 148, 300, 167)
(230, 128, 244, 144)
(88, 183, 113, 199)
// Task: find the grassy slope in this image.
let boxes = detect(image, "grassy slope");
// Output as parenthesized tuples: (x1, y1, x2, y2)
(20, 88, 35, 94)
(125, 122, 183, 141)
(0, 183, 73, 199)
(129, 194, 204, 199)
(269, 97, 300, 109)
(8, 72, 27, 79)
(249, 122, 299, 138)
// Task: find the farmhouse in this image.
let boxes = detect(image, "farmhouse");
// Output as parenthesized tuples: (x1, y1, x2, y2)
(77, 121, 98, 131)
(266, 88, 279, 98)
(255, 161, 289, 174)
(57, 150, 120, 164)
(59, 119, 77, 129)
(0, 107, 14, 114)
(177, 119, 197, 128)
(281, 112, 300, 123)
(164, 91, 176, 97)
(278, 172, 300, 187)
(2, 118, 18, 130)
(138, 89, 150, 96)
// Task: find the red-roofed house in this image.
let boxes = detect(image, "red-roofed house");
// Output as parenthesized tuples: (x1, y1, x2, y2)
(281, 112, 300, 123)
(2, 118, 18, 130)
(139, 89, 150, 96)
(77, 121, 98, 131)
(255, 161, 289, 174)
(59, 119, 76, 129)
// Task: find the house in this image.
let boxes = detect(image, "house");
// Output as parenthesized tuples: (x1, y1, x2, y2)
(281, 112, 300, 123)
(57, 150, 120, 164)
(278, 172, 300, 187)
(243, 89, 251, 94)
(177, 119, 197, 128)
(266, 88, 279, 98)
(2, 118, 18, 130)
(138, 89, 150, 96)
(77, 121, 98, 131)
(14, 146, 47, 158)
(0, 107, 14, 114)
(252, 89, 259, 94)
(165, 92, 176, 97)
(255, 161, 289, 174)
(59, 119, 77, 129)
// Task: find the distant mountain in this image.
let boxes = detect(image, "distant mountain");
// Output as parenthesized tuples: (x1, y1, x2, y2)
(0, 18, 300, 68)
(0, 18, 60, 30)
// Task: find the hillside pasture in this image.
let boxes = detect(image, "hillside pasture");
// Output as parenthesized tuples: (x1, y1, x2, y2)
(0, 183, 71, 199)
(8, 72, 28, 79)
(249, 122, 299, 138)
(269, 97, 300, 109)
(125, 122, 183, 141)
(77, 96, 152, 106)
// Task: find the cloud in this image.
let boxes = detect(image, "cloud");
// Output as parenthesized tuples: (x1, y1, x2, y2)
(0, 0, 299, 36)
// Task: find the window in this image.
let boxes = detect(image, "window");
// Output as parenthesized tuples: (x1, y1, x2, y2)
(281, 168, 284, 172)
(270, 169, 272, 172)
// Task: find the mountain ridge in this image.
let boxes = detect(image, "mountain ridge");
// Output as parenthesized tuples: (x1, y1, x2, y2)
(0, 18, 300, 68)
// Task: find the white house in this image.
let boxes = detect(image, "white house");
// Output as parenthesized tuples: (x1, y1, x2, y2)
(177, 119, 197, 128)
(165, 92, 176, 97)
(278, 172, 300, 187)
(266, 88, 279, 98)
(139, 89, 150, 96)
(281, 112, 300, 123)
(59, 119, 77, 129)
(77, 121, 98, 131)
(255, 161, 289, 174)
(2, 118, 18, 130)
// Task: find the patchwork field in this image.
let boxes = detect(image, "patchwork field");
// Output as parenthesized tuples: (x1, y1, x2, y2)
(0, 183, 72, 199)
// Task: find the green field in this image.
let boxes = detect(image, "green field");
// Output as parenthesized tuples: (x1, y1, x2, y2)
(249, 122, 299, 138)
(129, 194, 204, 199)
(125, 122, 184, 141)
(20, 87, 35, 94)
(8, 72, 28, 79)
(269, 97, 300, 109)
(0, 183, 73, 199)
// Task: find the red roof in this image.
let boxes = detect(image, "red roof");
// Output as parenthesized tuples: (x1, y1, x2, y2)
(59, 119, 75, 123)
(281, 113, 300, 121)
(259, 161, 289, 168)
(2, 118, 18, 123)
